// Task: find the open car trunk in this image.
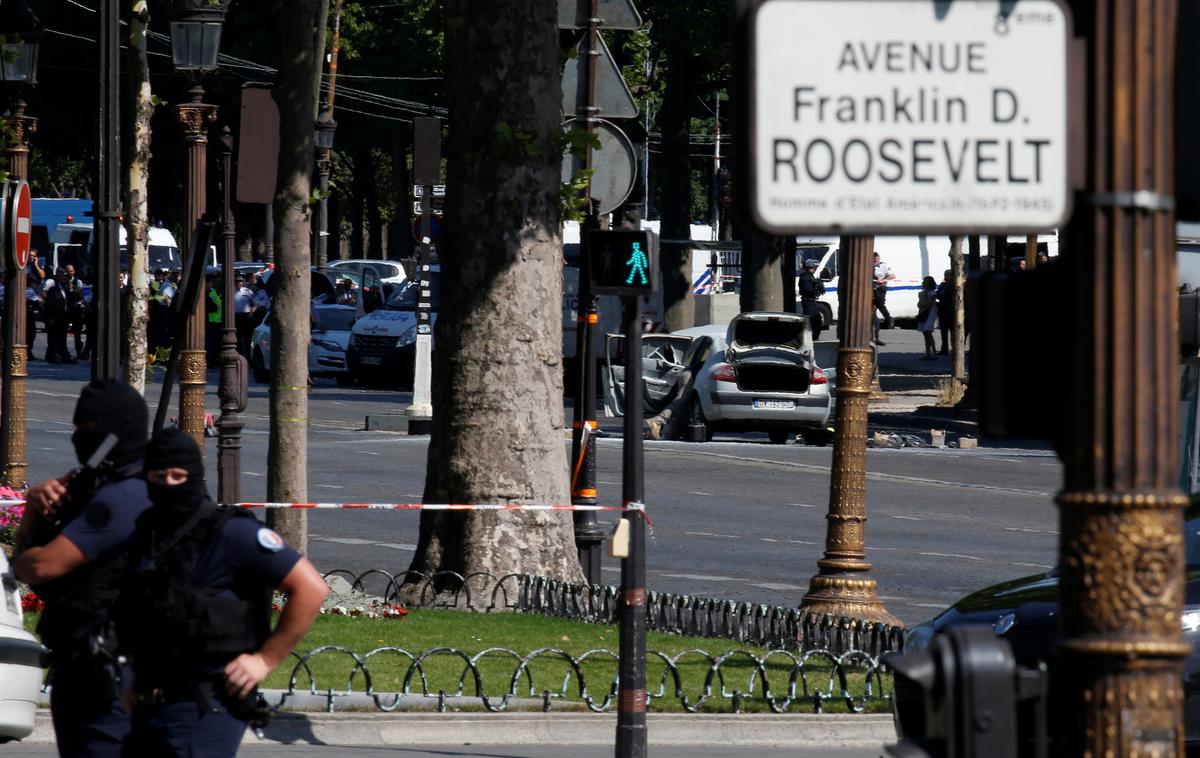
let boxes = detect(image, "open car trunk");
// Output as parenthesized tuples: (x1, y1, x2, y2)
(727, 313, 816, 394)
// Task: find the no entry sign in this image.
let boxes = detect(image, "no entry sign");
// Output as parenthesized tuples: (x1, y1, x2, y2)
(9, 181, 30, 269)
(742, 0, 1071, 234)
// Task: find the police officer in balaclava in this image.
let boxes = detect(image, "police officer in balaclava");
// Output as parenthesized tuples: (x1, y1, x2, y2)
(117, 428, 327, 757)
(12, 379, 152, 757)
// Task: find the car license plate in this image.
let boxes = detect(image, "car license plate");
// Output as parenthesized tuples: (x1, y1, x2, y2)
(754, 399, 794, 410)
(361, 356, 382, 366)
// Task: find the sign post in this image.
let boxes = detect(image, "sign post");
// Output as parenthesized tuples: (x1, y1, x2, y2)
(588, 229, 655, 758)
(406, 117, 440, 436)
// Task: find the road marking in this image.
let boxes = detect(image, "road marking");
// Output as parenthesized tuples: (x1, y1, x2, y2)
(356, 450, 382, 457)
(919, 551, 982, 561)
(887, 514, 922, 521)
(1004, 527, 1057, 535)
(597, 480, 620, 485)
(601, 566, 621, 573)
(629, 445, 1054, 497)
(685, 531, 740, 539)
(315, 484, 344, 489)
(788, 539, 819, 545)
(690, 491, 714, 497)
(788, 503, 818, 508)
(312, 537, 417, 551)
(751, 582, 804, 591)
(1011, 562, 1053, 569)
(660, 573, 738, 582)
(907, 602, 949, 609)
(760, 538, 780, 542)
(244, 471, 263, 477)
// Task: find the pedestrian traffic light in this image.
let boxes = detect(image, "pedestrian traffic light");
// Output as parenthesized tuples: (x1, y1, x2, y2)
(587, 230, 657, 296)
(886, 625, 1048, 758)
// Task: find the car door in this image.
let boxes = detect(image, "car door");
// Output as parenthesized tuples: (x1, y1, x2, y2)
(599, 333, 694, 417)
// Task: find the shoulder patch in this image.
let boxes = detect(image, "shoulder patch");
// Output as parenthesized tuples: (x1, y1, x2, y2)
(256, 528, 285, 553)
(85, 503, 112, 528)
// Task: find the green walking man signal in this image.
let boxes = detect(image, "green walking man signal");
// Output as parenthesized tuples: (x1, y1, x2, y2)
(587, 229, 658, 296)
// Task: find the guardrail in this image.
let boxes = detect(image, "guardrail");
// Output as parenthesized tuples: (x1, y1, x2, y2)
(321, 569, 905, 658)
(276, 643, 894, 715)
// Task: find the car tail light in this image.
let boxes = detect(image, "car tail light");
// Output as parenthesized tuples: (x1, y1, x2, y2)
(711, 362, 737, 383)
(811, 366, 827, 385)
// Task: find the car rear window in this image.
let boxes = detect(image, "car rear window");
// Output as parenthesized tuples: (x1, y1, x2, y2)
(733, 319, 805, 349)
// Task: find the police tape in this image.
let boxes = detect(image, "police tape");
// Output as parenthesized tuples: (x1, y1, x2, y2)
(0, 498, 647, 512)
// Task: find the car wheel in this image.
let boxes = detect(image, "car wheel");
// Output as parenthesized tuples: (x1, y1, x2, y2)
(768, 430, 791, 445)
(801, 428, 834, 446)
(251, 347, 270, 383)
(336, 373, 355, 387)
(818, 302, 834, 328)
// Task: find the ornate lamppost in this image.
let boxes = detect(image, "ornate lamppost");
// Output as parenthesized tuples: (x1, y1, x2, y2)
(167, 0, 226, 448)
(0, 0, 39, 488)
(312, 106, 336, 272)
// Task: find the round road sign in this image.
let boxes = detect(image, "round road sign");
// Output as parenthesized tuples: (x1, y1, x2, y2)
(10, 181, 30, 269)
(412, 213, 442, 245)
(561, 118, 636, 216)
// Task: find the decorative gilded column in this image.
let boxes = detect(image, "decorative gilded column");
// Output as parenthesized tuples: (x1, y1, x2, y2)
(799, 235, 899, 626)
(176, 85, 216, 449)
(0, 100, 36, 488)
(1056, 0, 1188, 754)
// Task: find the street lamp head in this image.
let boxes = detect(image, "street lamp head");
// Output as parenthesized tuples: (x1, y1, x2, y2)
(0, 0, 42, 87)
(166, 0, 229, 74)
(314, 106, 338, 151)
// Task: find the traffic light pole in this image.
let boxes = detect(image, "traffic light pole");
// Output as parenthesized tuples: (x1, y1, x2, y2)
(616, 293, 647, 758)
(799, 235, 899, 626)
(1057, 0, 1187, 753)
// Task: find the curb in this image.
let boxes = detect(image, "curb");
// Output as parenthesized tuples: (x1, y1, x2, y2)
(25, 709, 896, 749)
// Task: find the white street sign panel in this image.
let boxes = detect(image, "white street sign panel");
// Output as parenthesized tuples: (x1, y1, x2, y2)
(747, 0, 1070, 233)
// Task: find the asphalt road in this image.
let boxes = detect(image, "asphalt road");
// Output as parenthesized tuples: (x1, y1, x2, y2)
(14, 350, 1060, 627)
(0, 744, 886, 757)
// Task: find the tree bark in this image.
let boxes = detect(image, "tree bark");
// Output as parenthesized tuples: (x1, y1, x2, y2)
(403, 0, 584, 597)
(948, 236, 966, 384)
(740, 232, 785, 313)
(266, 0, 318, 553)
(656, 17, 693, 332)
(350, 148, 366, 258)
(123, 0, 152, 394)
(366, 153, 383, 260)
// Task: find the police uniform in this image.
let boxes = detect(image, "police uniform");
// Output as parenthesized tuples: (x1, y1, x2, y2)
(118, 429, 301, 758)
(20, 380, 152, 757)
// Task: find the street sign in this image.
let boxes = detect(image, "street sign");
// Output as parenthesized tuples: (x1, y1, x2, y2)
(414, 118, 441, 186)
(562, 118, 637, 215)
(587, 230, 657, 295)
(557, 0, 641, 30)
(412, 213, 441, 245)
(741, 0, 1071, 234)
(562, 32, 638, 119)
(9, 181, 30, 269)
(413, 185, 446, 198)
(236, 84, 280, 205)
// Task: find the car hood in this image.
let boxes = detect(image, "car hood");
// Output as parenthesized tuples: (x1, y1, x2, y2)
(726, 312, 814, 364)
(351, 309, 417, 337)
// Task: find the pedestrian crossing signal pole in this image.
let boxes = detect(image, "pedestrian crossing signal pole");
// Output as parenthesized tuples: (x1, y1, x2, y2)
(587, 229, 655, 758)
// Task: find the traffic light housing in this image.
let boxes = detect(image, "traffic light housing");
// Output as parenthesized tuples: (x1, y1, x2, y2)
(587, 230, 657, 296)
(887, 625, 1048, 758)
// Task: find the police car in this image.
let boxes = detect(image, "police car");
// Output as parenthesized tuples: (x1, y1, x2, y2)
(0, 551, 45, 743)
(347, 269, 441, 388)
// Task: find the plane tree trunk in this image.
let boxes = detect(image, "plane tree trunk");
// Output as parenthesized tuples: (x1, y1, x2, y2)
(123, 0, 152, 393)
(403, 0, 585, 600)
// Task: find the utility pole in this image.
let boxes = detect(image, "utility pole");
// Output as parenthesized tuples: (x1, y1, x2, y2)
(1058, 0, 1186, 752)
(93, 0, 120, 381)
(216, 127, 245, 504)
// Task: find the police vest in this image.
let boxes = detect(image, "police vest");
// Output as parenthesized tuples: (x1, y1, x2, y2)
(116, 504, 271, 684)
(208, 290, 222, 323)
(33, 467, 138, 656)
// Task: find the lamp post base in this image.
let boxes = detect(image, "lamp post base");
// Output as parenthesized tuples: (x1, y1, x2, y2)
(800, 571, 902, 626)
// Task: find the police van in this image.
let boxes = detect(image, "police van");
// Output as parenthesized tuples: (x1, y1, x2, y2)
(347, 265, 440, 388)
(49, 222, 215, 279)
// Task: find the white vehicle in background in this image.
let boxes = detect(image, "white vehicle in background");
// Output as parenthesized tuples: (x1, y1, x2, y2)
(802, 233, 1060, 326)
(0, 551, 45, 743)
(329, 259, 407, 287)
(50, 222, 217, 276)
(250, 303, 357, 385)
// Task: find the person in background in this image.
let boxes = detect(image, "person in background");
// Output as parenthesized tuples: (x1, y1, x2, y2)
(935, 269, 954, 356)
(43, 269, 73, 364)
(233, 274, 256, 358)
(205, 275, 222, 365)
(798, 258, 826, 341)
(917, 275, 939, 360)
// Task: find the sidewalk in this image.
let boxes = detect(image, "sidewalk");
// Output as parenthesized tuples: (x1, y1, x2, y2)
(21, 709, 896, 750)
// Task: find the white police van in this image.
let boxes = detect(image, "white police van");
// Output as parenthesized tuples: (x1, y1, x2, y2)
(347, 266, 440, 388)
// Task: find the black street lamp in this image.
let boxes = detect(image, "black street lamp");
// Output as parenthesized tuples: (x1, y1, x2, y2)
(165, 0, 226, 73)
(0, 0, 41, 85)
(313, 105, 337, 271)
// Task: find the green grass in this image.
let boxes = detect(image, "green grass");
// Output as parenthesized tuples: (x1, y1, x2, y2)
(25, 609, 892, 714)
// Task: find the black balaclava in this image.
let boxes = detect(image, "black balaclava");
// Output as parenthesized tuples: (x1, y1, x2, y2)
(143, 428, 210, 529)
(72, 379, 148, 468)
